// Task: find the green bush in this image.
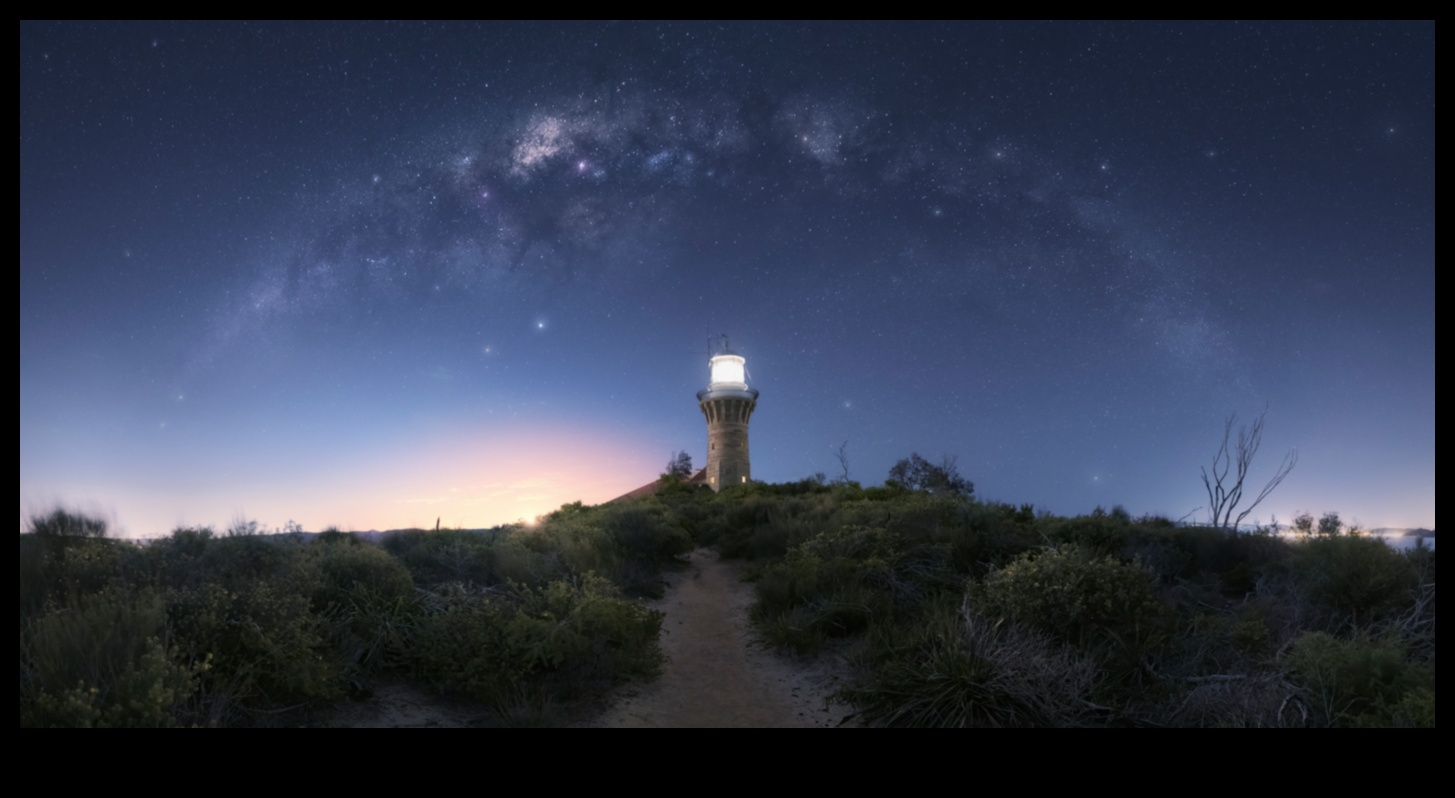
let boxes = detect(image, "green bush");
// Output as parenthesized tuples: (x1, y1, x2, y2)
(1140, 525, 1290, 594)
(293, 543, 421, 672)
(933, 501, 1038, 573)
(168, 580, 342, 714)
(412, 575, 663, 707)
(1286, 631, 1434, 727)
(21, 590, 195, 727)
(144, 526, 217, 590)
(974, 545, 1164, 650)
(296, 542, 416, 613)
(143, 525, 309, 594)
(196, 533, 296, 591)
(713, 495, 798, 559)
(1293, 536, 1420, 626)
(753, 527, 883, 638)
(752, 526, 958, 655)
(598, 503, 692, 570)
(383, 527, 507, 586)
(385, 506, 689, 599)
(20, 508, 676, 725)
(28, 509, 109, 538)
(21, 533, 133, 613)
(1043, 508, 1133, 557)
(410, 597, 533, 704)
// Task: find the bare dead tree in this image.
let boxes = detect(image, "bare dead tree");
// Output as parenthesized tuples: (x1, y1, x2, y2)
(834, 440, 851, 483)
(1202, 410, 1297, 531)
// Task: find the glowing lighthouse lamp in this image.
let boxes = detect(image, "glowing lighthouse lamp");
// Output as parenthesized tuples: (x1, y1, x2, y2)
(697, 339, 759, 491)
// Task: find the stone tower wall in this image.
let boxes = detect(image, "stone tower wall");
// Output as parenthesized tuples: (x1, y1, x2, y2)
(700, 396, 756, 490)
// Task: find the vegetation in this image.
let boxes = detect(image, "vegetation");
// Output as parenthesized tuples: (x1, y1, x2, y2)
(20, 503, 686, 727)
(886, 453, 973, 498)
(19, 452, 1435, 727)
(663, 450, 694, 480)
(642, 459, 1432, 727)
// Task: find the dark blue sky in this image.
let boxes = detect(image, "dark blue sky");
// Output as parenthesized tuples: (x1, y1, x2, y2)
(20, 21, 1434, 535)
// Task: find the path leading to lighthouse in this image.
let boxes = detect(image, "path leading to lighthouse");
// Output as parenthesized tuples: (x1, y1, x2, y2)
(326, 547, 856, 727)
(584, 547, 855, 728)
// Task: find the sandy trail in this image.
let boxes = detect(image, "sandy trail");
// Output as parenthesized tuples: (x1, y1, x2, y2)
(329, 547, 854, 727)
(585, 547, 853, 728)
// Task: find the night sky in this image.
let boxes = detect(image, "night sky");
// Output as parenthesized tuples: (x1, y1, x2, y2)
(20, 22, 1435, 536)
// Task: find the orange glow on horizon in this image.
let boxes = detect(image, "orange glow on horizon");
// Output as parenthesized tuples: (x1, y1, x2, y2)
(251, 423, 665, 532)
(26, 421, 669, 537)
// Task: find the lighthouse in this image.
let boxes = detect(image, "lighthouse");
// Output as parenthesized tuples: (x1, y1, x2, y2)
(698, 339, 758, 491)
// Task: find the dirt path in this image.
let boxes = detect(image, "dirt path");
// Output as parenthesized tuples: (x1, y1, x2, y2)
(328, 548, 855, 727)
(584, 548, 854, 728)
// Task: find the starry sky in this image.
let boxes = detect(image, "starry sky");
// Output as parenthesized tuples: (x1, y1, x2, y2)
(20, 21, 1435, 536)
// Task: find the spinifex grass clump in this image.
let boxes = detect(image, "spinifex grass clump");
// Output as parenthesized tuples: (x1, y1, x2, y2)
(843, 598, 1097, 727)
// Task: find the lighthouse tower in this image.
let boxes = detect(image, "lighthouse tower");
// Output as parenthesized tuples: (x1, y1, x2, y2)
(698, 339, 758, 491)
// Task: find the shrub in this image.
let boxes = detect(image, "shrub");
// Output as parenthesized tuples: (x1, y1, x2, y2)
(21, 590, 195, 727)
(167, 580, 343, 715)
(294, 543, 421, 672)
(1140, 525, 1291, 594)
(1286, 631, 1434, 727)
(713, 496, 795, 559)
(598, 503, 692, 569)
(28, 509, 109, 539)
(1043, 508, 1132, 557)
(974, 545, 1164, 651)
(752, 526, 959, 655)
(1292, 535, 1420, 626)
(843, 598, 1096, 727)
(412, 575, 663, 708)
(20, 533, 131, 617)
(885, 453, 973, 499)
(383, 528, 505, 586)
(933, 501, 1038, 572)
(196, 533, 296, 591)
(297, 542, 416, 614)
